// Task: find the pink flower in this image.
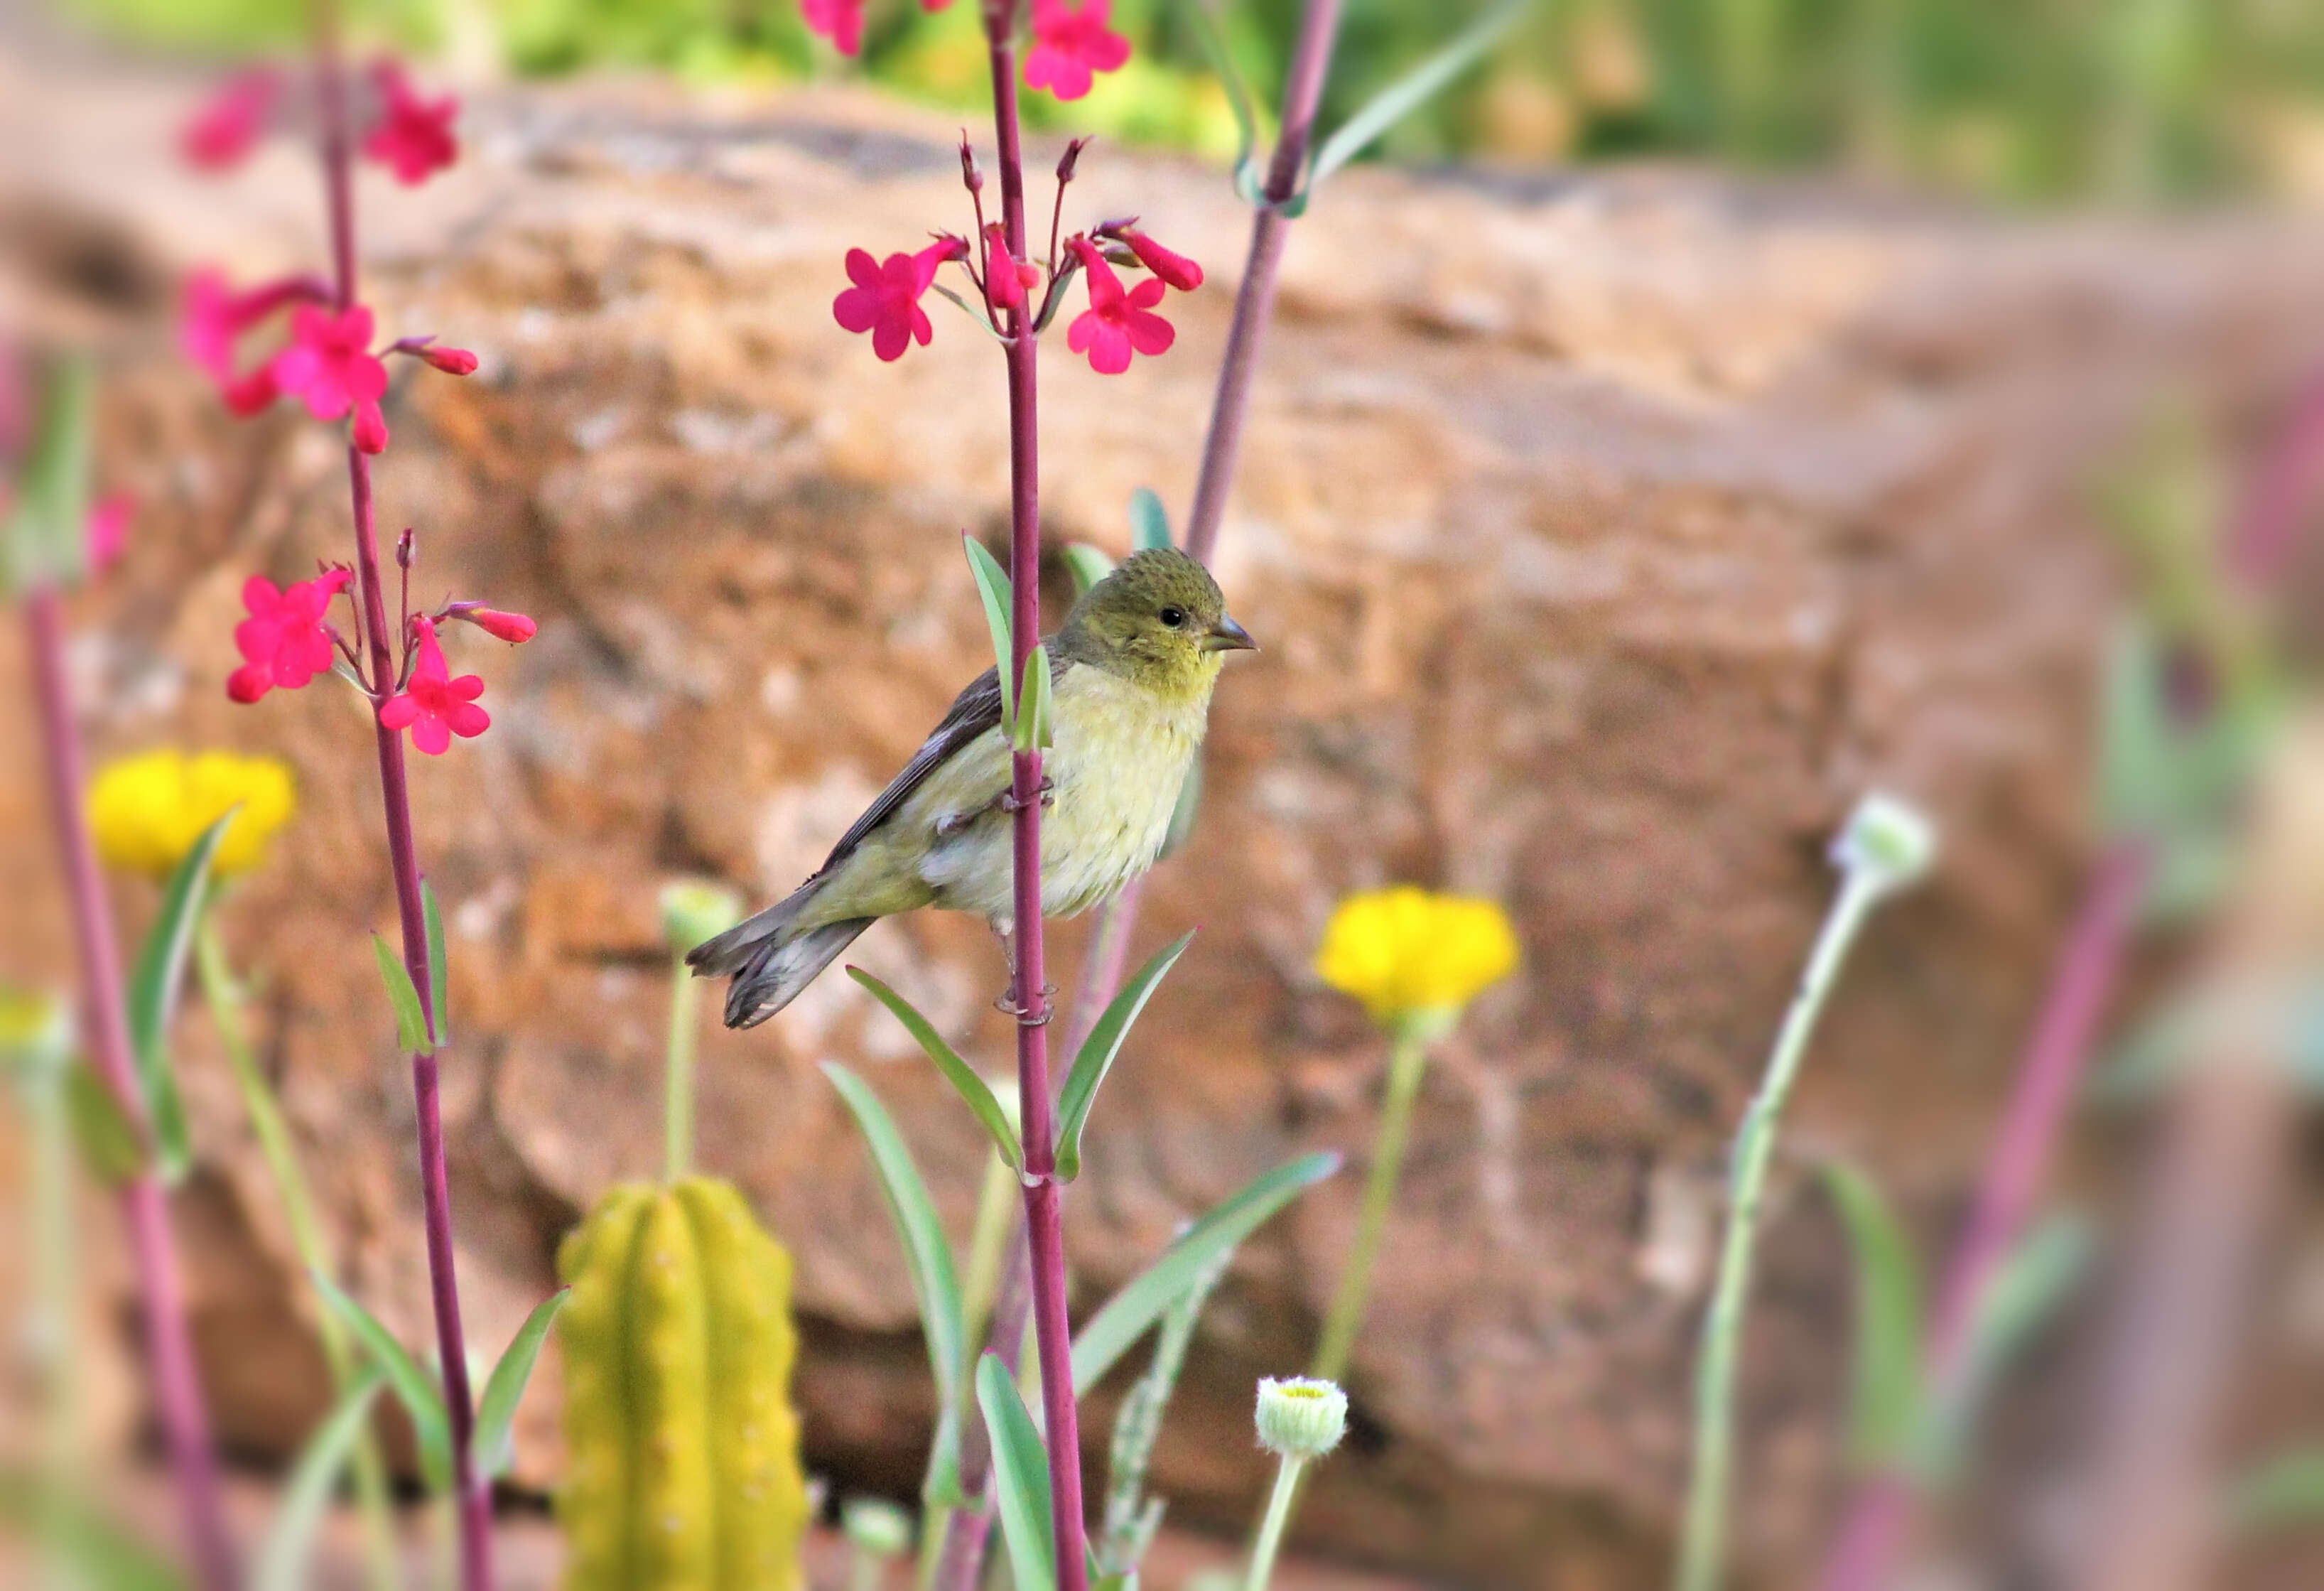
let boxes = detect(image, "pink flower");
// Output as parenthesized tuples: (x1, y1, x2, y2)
(1025, 0, 1130, 102)
(362, 62, 458, 185)
(87, 495, 132, 574)
(982, 224, 1029, 311)
(802, 0, 868, 55)
(455, 606, 537, 644)
(379, 617, 490, 754)
(227, 569, 351, 703)
(183, 269, 325, 414)
(833, 239, 966, 362)
(1066, 239, 1174, 374)
(181, 69, 279, 171)
(1120, 228, 1204, 291)
(271, 304, 391, 453)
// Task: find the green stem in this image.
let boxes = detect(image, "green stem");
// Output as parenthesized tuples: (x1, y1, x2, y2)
(1675, 870, 1887, 1591)
(664, 953, 699, 1184)
(1243, 1456, 1307, 1591)
(1310, 1025, 1429, 1383)
(195, 913, 402, 1591)
(28, 1067, 81, 1584)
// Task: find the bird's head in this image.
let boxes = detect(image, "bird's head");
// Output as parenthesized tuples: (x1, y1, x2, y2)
(1059, 546, 1256, 702)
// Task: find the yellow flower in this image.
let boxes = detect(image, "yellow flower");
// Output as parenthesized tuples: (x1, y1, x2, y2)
(87, 750, 297, 882)
(1314, 885, 1520, 1032)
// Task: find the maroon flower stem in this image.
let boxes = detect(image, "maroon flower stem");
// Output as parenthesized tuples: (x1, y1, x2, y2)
(315, 17, 491, 1587)
(1184, 0, 1345, 562)
(1819, 841, 2149, 1591)
(983, 6, 1088, 1587)
(25, 588, 239, 1591)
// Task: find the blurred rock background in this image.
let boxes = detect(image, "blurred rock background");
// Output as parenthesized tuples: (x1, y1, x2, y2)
(9, 1, 2324, 1585)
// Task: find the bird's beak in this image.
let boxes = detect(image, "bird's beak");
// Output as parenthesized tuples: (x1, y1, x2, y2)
(1201, 615, 1258, 653)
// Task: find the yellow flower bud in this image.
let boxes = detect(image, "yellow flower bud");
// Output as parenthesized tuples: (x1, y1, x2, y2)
(1312, 886, 1520, 1033)
(87, 749, 296, 883)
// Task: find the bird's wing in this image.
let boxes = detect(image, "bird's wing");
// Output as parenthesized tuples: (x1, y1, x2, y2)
(816, 656, 1071, 875)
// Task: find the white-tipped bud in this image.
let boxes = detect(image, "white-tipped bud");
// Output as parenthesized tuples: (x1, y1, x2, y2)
(1255, 1376, 1347, 1460)
(1830, 792, 1937, 896)
(660, 880, 743, 956)
(841, 1496, 913, 1560)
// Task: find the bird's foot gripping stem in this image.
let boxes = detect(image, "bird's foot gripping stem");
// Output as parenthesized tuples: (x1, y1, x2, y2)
(995, 981, 1058, 1025)
(999, 776, 1056, 814)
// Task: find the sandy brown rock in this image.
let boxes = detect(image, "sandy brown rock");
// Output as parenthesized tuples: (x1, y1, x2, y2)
(11, 53, 2324, 1587)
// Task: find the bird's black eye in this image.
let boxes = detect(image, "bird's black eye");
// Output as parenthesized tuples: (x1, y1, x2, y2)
(1158, 606, 1186, 629)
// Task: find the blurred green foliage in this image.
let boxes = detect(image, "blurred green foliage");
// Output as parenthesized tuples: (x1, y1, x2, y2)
(65, 0, 2324, 200)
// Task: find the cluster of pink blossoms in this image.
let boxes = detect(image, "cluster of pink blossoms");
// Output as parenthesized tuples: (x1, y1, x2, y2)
(834, 136, 1204, 374)
(804, 0, 1130, 101)
(180, 60, 531, 753)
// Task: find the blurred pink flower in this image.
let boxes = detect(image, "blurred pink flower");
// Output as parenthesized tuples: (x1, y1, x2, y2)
(180, 68, 279, 171)
(227, 569, 351, 703)
(87, 495, 133, 573)
(183, 269, 326, 416)
(1066, 239, 1174, 374)
(1025, 0, 1130, 102)
(833, 238, 967, 362)
(272, 303, 391, 453)
(802, 0, 868, 55)
(379, 617, 490, 753)
(362, 62, 458, 185)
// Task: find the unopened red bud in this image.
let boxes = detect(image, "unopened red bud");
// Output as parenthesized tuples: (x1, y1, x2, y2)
(1122, 229, 1204, 291)
(959, 134, 983, 193)
(396, 529, 417, 569)
(420, 345, 478, 374)
(460, 606, 538, 645)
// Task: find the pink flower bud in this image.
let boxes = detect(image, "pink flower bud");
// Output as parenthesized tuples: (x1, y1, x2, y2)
(352, 399, 389, 455)
(983, 224, 1025, 310)
(460, 607, 538, 645)
(418, 345, 478, 375)
(1122, 229, 1204, 291)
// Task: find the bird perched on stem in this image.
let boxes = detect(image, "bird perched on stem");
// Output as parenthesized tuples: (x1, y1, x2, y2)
(691, 546, 1255, 1028)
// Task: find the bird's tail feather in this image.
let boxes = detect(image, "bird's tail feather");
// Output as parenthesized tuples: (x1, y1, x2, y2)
(687, 890, 873, 1029)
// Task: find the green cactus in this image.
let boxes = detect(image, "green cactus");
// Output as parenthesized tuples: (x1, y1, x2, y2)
(556, 1177, 808, 1590)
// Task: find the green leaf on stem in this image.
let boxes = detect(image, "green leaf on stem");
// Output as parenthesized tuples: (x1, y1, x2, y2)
(2230, 1447, 2324, 1531)
(65, 1062, 147, 1182)
(127, 810, 235, 1182)
(472, 1287, 570, 1478)
(421, 879, 449, 1046)
(1056, 931, 1196, 1182)
(371, 935, 434, 1055)
(964, 533, 1018, 733)
(1072, 1151, 1340, 1394)
(1064, 542, 1115, 598)
(1915, 1213, 2091, 1484)
(1306, 0, 1530, 198)
(310, 1270, 453, 1494)
(820, 1062, 969, 1504)
(1128, 488, 1172, 553)
(1820, 1161, 1926, 1470)
(845, 969, 1025, 1170)
(257, 1366, 386, 1591)
(1188, 0, 1263, 205)
(977, 1354, 1058, 1591)
(4, 354, 94, 592)
(1015, 643, 1054, 753)
(0, 1470, 185, 1591)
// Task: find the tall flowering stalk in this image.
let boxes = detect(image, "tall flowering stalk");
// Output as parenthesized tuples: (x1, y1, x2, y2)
(178, 18, 533, 1587)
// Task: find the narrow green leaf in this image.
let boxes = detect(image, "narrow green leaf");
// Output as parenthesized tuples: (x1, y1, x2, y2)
(371, 935, 433, 1055)
(6, 355, 95, 590)
(1064, 542, 1115, 598)
(257, 1366, 387, 1591)
(1073, 1152, 1339, 1394)
(1915, 1214, 2092, 1483)
(846, 969, 1023, 1170)
(65, 1063, 148, 1182)
(1188, 0, 1262, 204)
(929, 282, 1015, 344)
(1128, 488, 1172, 553)
(310, 1271, 452, 1494)
(1821, 1162, 1927, 1469)
(421, 880, 449, 1047)
(127, 811, 235, 1182)
(963, 534, 1017, 733)
(472, 1288, 570, 1478)
(1014, 643, 1054, 753)
(1309, 0, 1528, 190)
(2230, 1447, 2324, 1532)
(821, 1063, 968, 1495)
(977, 1354, 1057, 1591)
(1056, 932, 1196, 1182)
(0, 1469, 186, 1591)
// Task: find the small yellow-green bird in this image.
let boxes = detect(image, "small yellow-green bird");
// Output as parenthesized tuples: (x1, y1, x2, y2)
(690, 546, 1255, 1028)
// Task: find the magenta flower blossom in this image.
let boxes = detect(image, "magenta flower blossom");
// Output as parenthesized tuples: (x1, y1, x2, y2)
(983, 222, 1031, 311)
(1066, 239, 1174, 374)
(87, 495, 133, 574)
(379, 617, 490, 754)
(227, 569, 351, 703)
(1025, 0, 1131, 102)
(1120, 227, 1204, 291)
(180, 68, 279, 171)
(802, 0, 868, 54)
(183, 269, 326, 416)
(362, 61, 458, 185)
(272, 303, 391, 453)
(833, 239, 967, 362)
